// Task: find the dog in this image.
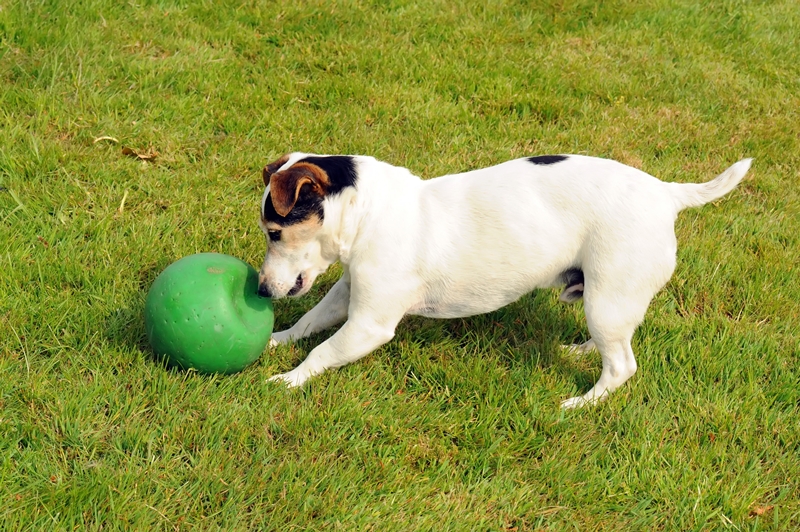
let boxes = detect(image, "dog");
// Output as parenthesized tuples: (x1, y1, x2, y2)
(257, 153, 751, 408)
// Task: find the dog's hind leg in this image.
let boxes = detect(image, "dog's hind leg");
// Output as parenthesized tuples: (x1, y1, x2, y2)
(561, 291, 644, 408)
(558, 269, 597, 356)
(560, 276, 664, 409)
(560, 213, 677, 408)
(560, 335, 637, 409)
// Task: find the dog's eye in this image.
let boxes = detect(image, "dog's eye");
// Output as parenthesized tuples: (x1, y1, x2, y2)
(267, 229, 282, 242)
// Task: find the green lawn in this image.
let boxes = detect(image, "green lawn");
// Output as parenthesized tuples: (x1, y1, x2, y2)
(1, 0, 799, 529)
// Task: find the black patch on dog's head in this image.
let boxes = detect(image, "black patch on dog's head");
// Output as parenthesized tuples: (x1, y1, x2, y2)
(297, 155, 358, 196)
(527, 155, 568, 166)
(263, 188, 323, 226)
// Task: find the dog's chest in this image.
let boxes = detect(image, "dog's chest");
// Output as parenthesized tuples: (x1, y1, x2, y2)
(406, 299, 474, 319)
(405, 282, 527, 319)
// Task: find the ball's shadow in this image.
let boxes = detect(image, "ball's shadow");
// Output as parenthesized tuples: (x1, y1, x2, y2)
(102, 259, 175, 370)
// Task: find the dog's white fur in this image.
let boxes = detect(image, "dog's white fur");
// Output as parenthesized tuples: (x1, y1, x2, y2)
(260, 154, 751, 408)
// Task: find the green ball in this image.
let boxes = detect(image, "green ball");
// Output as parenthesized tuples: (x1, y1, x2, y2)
(144, 253, 274, 374)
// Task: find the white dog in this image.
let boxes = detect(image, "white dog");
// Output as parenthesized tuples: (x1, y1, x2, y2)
(257, 153, 751, 408)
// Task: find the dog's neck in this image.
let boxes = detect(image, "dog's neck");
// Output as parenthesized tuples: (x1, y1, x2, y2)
(321, 157, 421, 266)
(320, 186, 360, 265)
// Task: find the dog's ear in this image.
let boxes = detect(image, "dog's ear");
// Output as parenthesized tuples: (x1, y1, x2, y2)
(269, 163, 329, 217)
(262, 155, 290, 186)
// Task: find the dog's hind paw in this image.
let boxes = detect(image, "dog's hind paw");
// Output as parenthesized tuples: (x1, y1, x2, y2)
(561, 383, 615, 409)
(561, 392, 605, 409)
(560, 338, 596, 356)
(560, 395, 590, 409)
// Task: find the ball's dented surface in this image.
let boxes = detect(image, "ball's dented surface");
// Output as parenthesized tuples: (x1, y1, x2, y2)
(145, 253, 273, 374)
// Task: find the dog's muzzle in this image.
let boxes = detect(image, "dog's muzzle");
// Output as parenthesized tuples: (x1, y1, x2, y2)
(258, 274, 303, 299)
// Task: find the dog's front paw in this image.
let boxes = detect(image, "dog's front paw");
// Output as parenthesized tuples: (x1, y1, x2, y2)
(269, 330, 293, 347)
(267, 366, 311, 388)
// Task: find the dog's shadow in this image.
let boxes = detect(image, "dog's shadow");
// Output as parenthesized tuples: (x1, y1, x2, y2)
(274, 278, 598, 387)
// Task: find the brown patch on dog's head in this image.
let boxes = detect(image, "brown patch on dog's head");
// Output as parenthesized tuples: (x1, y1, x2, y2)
(262, 154, 290, 186)
(261, 154, 358, 226)
(269, 162, 330, 217)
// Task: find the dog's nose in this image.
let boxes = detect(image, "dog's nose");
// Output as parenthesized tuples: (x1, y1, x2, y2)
(257, 283, 272, 298)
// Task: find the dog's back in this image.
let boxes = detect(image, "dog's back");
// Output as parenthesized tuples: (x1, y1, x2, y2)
(402, 154, 750, 318)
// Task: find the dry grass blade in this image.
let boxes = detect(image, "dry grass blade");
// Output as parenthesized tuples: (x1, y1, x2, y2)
(122, 146, 158, 161)
(749, 505, 774, 517)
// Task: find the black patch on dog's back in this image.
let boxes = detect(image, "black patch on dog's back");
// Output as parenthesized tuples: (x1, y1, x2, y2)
(527, 155, 568, 166)
(298, 155, 358, 196)
(559, 267, 584, 303)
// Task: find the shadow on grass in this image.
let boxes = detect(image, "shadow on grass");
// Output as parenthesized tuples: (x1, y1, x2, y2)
(102, 259, 175, 370)
(271, 282, 598, 388)
(102, 301, 168, 371)
(407, 290, 597, 388)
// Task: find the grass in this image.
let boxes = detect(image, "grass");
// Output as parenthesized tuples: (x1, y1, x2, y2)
(1, 0, 798, 529)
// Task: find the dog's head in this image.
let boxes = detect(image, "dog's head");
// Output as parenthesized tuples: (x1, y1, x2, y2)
(257, 153, 358, 299)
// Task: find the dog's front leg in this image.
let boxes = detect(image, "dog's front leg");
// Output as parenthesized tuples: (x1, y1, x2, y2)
(270, 275, 351, 346)
(268, 313, 400, 388)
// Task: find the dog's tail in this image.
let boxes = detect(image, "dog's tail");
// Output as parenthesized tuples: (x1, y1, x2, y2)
(668, 159, 752, 212)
